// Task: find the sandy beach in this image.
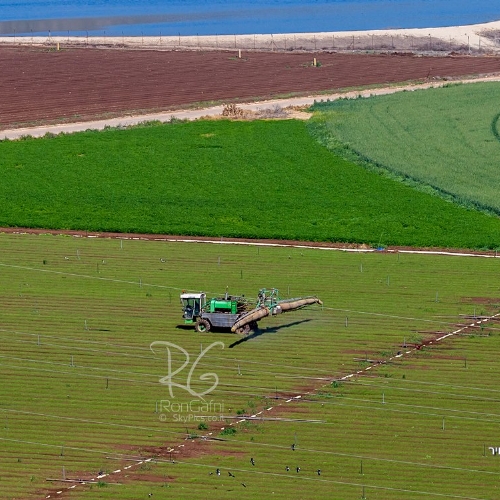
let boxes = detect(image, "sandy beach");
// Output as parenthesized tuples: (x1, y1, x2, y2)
(1, 19, 500, 53)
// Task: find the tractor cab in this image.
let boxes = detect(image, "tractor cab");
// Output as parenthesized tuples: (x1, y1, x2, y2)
(180, 292, 206, 324)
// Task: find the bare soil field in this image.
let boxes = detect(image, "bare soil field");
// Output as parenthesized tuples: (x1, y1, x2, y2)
(1, 45, 500, 130)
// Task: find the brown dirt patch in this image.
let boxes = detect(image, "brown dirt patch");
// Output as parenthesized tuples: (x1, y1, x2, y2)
(2, 45, 500, 130)
(141, 422, 249, 461)
(461, 297, 500, 306)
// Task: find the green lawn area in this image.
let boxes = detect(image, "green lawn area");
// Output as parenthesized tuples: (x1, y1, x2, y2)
(1, 233, 499, 499)
(1, 118, 500, 248)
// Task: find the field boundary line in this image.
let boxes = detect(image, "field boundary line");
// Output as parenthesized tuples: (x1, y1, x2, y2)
(1, 231, 500, 259)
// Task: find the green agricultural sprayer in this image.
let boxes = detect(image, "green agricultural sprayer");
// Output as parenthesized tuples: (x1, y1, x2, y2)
(180, 288, 322, 335)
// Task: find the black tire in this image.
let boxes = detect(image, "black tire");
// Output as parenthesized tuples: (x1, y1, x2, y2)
(236, 323, 251, 336)
(195, 319, 211, 333)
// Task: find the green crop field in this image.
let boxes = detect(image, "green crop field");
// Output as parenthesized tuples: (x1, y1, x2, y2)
(1, 118, 500, 249)
(1, 233, 499, 499)
(309, 81, 500, 215)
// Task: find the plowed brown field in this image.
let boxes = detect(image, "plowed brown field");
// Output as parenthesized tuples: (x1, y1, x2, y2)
(1, 45, 500, 129)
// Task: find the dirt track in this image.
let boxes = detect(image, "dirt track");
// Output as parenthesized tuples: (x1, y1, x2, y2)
(2, 226, 498, 258)
(2, 45, 500, 130)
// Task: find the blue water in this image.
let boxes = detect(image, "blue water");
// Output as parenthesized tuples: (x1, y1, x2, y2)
(0, 0, 499, 37)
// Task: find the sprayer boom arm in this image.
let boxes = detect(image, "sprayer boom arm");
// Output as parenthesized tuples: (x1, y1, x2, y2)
(231, 296, 322, 332)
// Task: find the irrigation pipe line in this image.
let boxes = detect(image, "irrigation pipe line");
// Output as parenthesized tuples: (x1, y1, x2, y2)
(0, 326, 156, 351)
(238, 394, 500, 425)
(0, 360, 164, 385)
(0, 436, 146, 459)
(1, 302, 497, 394)
(0, 407, 185, 437)
(305, 398, 500, 423)
(8, 425, 499, 486)
(3, 302, 484, 380)
(360, 376, 500, 394)
(0, 258, 485, 332)
(116, 237, 500, 259)
(6, 353, 500, 427)
(0, 356, 330, 395)
(343, 381, 500, 403)
(0, 336, 164, 362)
(1, 324, 330, 374)
(1, 306, 497, 396)
(0, 346, 334, 389)
(321, 305, 493, 327)
(0, 262, 185, 291)
(160, 236, 500, 260)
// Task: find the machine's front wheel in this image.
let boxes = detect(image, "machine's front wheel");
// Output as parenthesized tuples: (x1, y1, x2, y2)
(195, 319, 211, 333)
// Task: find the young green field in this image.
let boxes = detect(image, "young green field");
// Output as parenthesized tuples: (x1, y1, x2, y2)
(1, 118, 500, 249)
(1, 233, 499, 499)
(309, 81, 500, 215)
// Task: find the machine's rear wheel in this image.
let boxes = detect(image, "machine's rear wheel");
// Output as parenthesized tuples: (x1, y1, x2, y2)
(236, 323, 251, 336)
(195, 319, 211, 333)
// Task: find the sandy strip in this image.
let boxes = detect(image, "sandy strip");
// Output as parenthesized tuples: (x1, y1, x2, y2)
(0, 19, 500, 52)
(303, 19, 500, 48)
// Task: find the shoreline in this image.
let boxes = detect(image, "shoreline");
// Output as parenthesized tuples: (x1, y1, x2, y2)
(1, 20, 499, 53)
